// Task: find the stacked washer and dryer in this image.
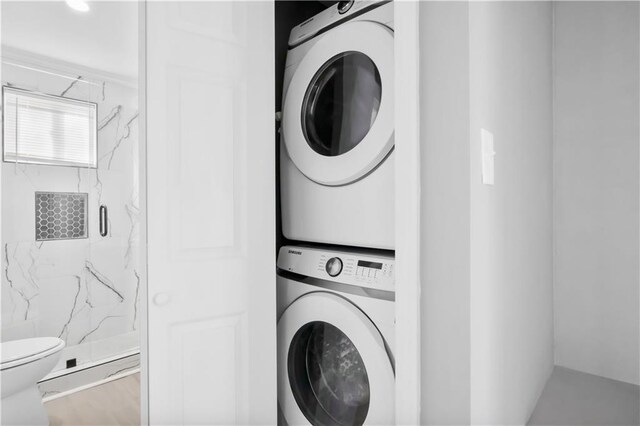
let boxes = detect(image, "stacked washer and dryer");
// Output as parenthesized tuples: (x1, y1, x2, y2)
(277, 1, 395, 425)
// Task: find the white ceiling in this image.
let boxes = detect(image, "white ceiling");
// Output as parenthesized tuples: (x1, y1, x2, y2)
(2, 1, 138, 79)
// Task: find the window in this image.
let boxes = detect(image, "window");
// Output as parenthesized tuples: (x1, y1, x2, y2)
(3, 86, 97, 168)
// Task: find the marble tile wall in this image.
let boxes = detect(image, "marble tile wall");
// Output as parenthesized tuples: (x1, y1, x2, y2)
(1, 56, 140, 372)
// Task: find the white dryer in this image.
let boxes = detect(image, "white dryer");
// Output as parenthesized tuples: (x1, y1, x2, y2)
(280, 0, 394, 250)
(277, 245, 395, 425)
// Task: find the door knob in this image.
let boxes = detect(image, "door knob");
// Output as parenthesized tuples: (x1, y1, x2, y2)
(153, 292, 171, 306)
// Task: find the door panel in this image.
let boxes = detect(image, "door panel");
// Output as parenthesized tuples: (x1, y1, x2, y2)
(145, 2, 275, 424)
(170, 314, 246, 425)
(166, 67, 244, 256)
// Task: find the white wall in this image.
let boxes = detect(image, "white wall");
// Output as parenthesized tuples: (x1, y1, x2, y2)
(420, 2, 471, 424)
(468, 2, 554, 424)
(420, 2, 554, 424)
(553, 1, 640, 386)
(420, 1, 639, 422)
(1, 1, 138, 78)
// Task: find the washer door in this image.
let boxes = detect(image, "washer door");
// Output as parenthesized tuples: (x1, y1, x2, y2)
(278, 292, 394, 426)
(282, 21, 394, 186)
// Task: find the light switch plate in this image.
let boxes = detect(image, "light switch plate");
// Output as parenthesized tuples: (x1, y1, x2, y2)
(481, 128, 495, 185)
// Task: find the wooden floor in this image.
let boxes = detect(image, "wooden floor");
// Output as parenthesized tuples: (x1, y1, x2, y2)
(46, 373, 140, 426)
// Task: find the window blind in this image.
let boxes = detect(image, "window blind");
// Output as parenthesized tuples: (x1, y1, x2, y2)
(3, 87, 97, 168)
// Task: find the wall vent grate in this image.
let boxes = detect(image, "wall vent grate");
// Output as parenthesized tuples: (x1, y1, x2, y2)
(35, 192, 88, 241)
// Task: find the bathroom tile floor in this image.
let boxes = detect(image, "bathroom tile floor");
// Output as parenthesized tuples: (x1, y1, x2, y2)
(46, 373, 140, 425)
(528, 366, 639, 426)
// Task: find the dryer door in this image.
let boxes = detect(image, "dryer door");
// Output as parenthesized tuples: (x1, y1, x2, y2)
(282, 21, 394, 186)
(278, 292, 394, 426)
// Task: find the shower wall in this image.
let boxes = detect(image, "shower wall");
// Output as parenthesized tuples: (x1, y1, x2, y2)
(0, 49, 140, 372)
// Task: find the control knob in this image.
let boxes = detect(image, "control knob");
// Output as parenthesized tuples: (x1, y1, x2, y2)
(337, 0, 354, 14)
(325, 257, 343, 277)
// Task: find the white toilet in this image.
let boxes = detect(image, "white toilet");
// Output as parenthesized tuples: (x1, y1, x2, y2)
(1, 337, 65, 426)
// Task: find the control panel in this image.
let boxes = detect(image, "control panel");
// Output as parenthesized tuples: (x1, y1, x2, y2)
(288, 0, 389, 47)
(277, 245, 394, 292)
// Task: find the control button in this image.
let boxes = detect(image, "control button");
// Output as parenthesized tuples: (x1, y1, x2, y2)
(325, 257, 343, 277)
(337, 0, 354, 14)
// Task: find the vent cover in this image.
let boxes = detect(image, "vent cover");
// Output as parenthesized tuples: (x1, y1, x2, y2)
(36, 192, 88, 241)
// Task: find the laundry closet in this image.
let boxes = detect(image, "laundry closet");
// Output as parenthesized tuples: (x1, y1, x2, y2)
(274, 2, 639, 425)
(274, 1, 397, 425)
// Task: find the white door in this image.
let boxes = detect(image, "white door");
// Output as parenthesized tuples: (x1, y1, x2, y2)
(281, 21, 394, 186)
(144, 1, 275, 424)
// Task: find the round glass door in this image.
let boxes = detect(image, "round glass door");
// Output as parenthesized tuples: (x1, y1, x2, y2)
(302, 52, 382, 157)
(281, 21, 394, 186)
(288, 321, 370, 426)
(277, 292, 395, 426)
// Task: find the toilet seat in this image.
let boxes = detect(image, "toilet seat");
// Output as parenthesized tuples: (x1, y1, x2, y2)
(1, 337, 65, 370)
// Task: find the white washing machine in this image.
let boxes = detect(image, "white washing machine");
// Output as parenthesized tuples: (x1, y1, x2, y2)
(277, 245, 395, 425)
(280, 0, 394, 250)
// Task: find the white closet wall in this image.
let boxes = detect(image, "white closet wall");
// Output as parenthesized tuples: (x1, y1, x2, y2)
(553, 1, 640, 386)
(468, 3, 554, 424)
(419, 2, 554, 424)
(419, 2, 471, 424)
